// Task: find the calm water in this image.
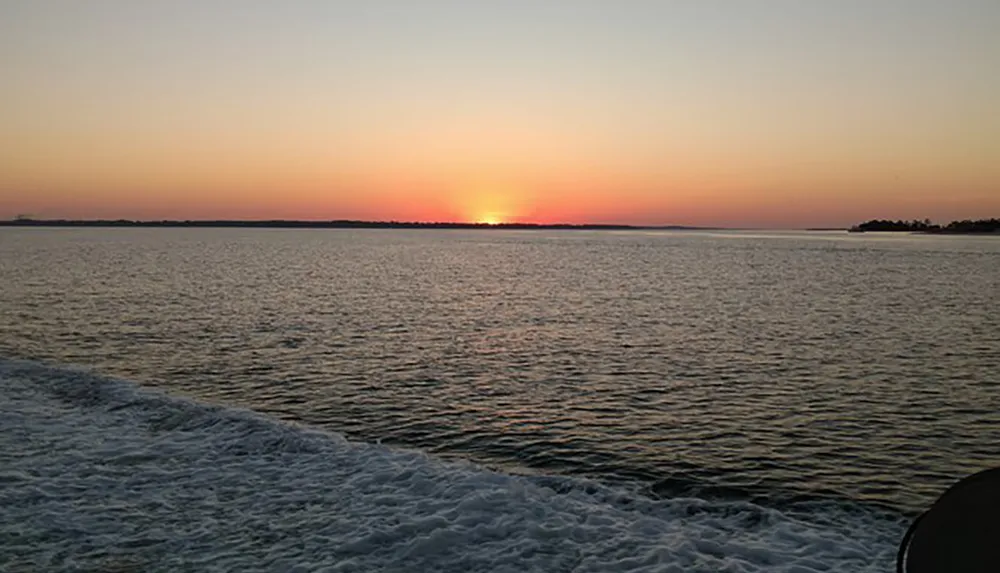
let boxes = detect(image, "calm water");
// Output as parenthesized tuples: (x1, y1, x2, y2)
(3, 227, 997, 516)
(3, 227, 998, 571)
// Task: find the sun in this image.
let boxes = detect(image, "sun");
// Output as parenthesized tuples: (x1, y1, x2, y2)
(476, 213, 505, 225)
(453, 180, 525, 226)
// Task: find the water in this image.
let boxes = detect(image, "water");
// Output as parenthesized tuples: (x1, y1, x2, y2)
(2, 228, 998, 571)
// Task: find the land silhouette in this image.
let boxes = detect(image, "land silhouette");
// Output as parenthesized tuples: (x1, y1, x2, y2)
(0, 217, 705, 231)
(849, 218, 1000, 234)
(3, 217, 997, 233)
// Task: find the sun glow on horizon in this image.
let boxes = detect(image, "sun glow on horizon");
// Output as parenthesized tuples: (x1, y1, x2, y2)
(475, 213, 506, 225)
(456, 182, 526, 226)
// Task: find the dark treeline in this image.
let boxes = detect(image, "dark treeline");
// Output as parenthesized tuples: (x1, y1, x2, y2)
(850, 218, 1000, 234)
(0, 218, 691, 231)
(850, 219, 938, 232)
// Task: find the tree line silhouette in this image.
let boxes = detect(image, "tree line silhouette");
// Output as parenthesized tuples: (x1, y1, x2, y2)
(0, 217, 678, 231)
(850, 218, 1000, 234)
(4, 216, 995, 233)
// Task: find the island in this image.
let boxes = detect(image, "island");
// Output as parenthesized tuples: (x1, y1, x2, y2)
(849, 218, 1000, 234)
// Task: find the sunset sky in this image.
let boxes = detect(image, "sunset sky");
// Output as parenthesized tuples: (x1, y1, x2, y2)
(1, 1, 998, 227)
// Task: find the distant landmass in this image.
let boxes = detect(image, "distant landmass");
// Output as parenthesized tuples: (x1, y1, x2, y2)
(0, 218, 709, 231)
(4, 218, 997, 233)
(849, 218, 1000, 234)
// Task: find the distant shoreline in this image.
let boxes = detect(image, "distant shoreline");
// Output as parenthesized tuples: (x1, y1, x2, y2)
(849, 218, 1000, 235)
(0, 219, 713, 231)
(5, 219, 995, 234)
(850, 229, 1000, 235)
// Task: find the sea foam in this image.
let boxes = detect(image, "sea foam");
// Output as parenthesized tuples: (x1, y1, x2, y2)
(0, 359, 905, 572)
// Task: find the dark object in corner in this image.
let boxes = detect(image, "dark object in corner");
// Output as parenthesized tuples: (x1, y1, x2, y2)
(897, 467, 1000, 572)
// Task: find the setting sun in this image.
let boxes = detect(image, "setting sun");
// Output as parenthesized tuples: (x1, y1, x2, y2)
(453, 182, 526, 226)
(476, 213, 505, 225)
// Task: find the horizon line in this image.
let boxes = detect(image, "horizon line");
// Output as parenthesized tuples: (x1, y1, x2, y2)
(0, 217, 735, 231)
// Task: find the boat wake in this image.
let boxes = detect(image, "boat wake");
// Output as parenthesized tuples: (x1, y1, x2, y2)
(0, 359, 905, 572)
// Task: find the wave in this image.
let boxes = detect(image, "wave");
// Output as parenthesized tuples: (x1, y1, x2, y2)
(0, 359, 906, 572)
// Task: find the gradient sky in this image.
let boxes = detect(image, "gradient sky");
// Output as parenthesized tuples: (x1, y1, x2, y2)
(2, 0, 998, 227)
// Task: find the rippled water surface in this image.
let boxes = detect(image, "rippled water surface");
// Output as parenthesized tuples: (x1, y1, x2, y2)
(2, 228, 998, 515)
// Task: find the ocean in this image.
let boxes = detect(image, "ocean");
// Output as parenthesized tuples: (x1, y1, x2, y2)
(2, 228, 998, 571)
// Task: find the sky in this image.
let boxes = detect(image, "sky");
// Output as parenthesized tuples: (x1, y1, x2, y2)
(1, 0, 998, 227)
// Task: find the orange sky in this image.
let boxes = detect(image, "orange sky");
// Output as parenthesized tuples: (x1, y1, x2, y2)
(1, 1, 998, 227)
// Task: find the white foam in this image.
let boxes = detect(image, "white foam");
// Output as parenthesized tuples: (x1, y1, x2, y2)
(0, 359, 906, 572)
